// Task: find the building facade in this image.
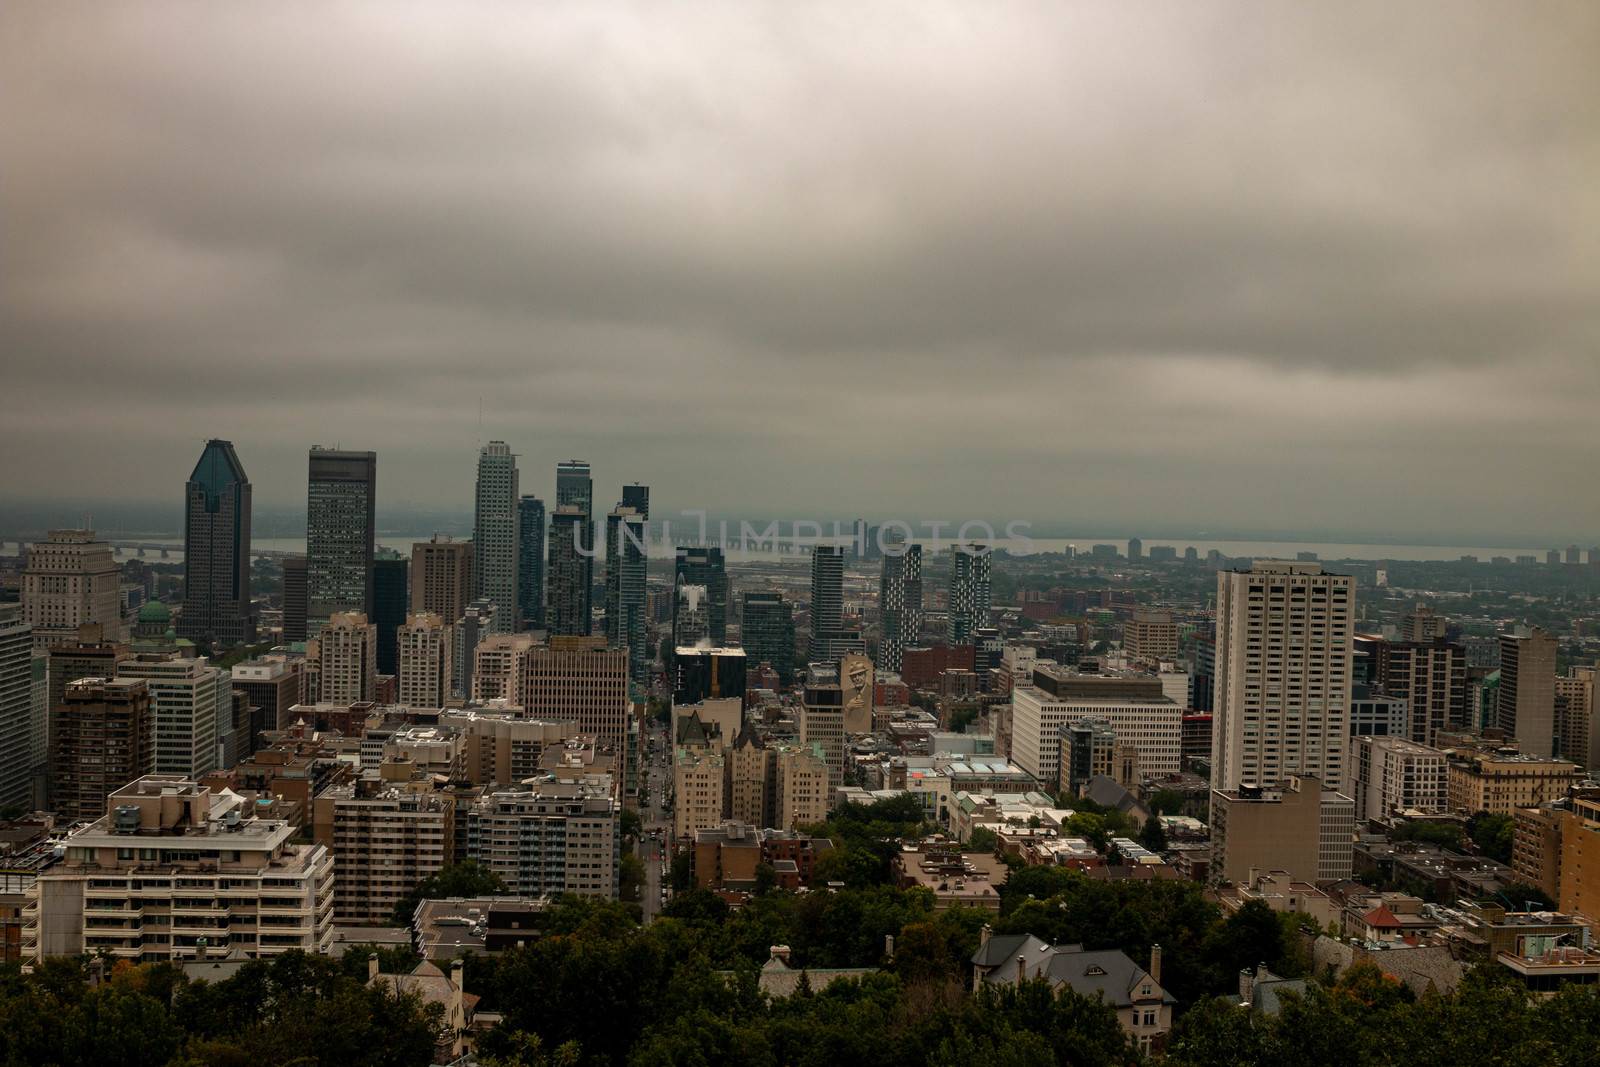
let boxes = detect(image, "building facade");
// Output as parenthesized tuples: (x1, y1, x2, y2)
(878, 544, 923, 674)
(473, 442, 520, 631)
(306, 448, 377, 634)
(178, 439, 256, 647)
(1499, 630, 1558, 759)
(412, 536, 474, 624)
(52, 678, 154, 822)
(397, 613, 453, 709)
(516, 496, 546, 630)
(22, 529, 123, 653)
(946, 544, 992, 645)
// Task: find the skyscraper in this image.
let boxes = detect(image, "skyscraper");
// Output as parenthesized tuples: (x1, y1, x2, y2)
(878, 544, 923, 673)
(621, 483, 650, 519)
(306, 447, 376, 635)
(946, 543, 992, 644)
(313, 612, 376, 704)
(808, 545, 856, 663)
(0, 607, 35, 809)
(555, 459, 593, 515)
(412, 535, 474, 623)
(605, 503, 648, 686)
(547, 505, 591, 636)
(1499, 628, 1558, 758)
(473, 442, 519, 631)
(52, 678, 153, 822)
(117, 652, 225, 778)
(517, 496, 546, 630)
(1211, 562, 1355, 793)
(372, 556, 409, 676)
(178, 439, 255, 647)
(281, 556, 308, 642)
(22, 529, 123, 654)
(673, 547, 728, 646)
(742, 591, 796, 685)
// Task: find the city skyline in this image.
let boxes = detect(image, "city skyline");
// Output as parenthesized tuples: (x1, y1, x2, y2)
(2, 3, 1598, 544)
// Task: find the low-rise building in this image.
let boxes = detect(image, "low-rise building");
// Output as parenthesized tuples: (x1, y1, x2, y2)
(467, 781, 618, 899)
(892, 846, 1007, 909)
(1446, 750, 1578, 815)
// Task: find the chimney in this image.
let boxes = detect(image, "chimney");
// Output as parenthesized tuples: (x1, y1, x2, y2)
(884, 934, 895, 961)
(1016, 954, 1026, 984)
(196, 937, 209, 960)
(368, 952, 380, 981)
(1149, 943, 1162, 986)
(88, 957, 105, 988)
(770, 944, 792, 966)
(980, 924, 992, 950)
(1239, 967, 1253, 1003)
(450, 958, 466, 1029)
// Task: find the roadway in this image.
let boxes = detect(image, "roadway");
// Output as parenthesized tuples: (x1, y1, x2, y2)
(636, 719, 673, 921)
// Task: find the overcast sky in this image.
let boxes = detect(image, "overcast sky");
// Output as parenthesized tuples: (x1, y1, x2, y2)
(3, 2, 1597, 541)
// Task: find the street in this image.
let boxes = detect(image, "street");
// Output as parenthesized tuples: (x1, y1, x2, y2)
(637, 720, 673, 921)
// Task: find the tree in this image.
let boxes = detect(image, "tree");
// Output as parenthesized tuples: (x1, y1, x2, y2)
(619, 853, 646, 903)
(966, 826, 999, 854)
(619, 807, 642, 841)
(390, 859, 508, 925)
(1468, 812, 1516, 863)
(1139, 814, 1168, 853)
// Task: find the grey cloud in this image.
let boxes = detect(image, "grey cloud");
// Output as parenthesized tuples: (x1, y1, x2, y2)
(2, 1, 1597, 541)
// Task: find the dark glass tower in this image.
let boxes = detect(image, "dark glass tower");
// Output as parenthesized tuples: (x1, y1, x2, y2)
(673, 546, 728, 647)
(306, 447, 376, 634)
(372, 556, 409, 676)
(742, 591, 795, 685)
(179, 439, 256, 647)
(517, 496, 546, 630)
(605, 503, 648, 686)
(547, 505, 590, 635)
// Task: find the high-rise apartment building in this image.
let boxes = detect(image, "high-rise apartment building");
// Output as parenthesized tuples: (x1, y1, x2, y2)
(467, 782, 618, 897)
(1401, 605, 1449, 643)
(516, 496, 546, 630)
(620, 483, 650, 518)
(1373, 639, 1467, 747)
(1212, 562, 1355, 793)
(946, 543, 992, 644)
(372, 556, 408, 677)
(1124, 611, 1179, 664)
(1554, 668, 1596, 769)
(807, 545, 863, 663)
(473, 442, 520, 630)
(547, 506, 591, 636)
(1499, 629, 1558, 758)
(51, 679, 153, 821)
(397, 613, 453, 709)
(605, 504, 648, 686)
(316, 779, 452, 924)
(742, 592, 796, 685)
(313, 612, 376, 704)
(471, 633, 534, 703)
(28, 776, 334, 961)
(411, 536, 474, 623)
(555, 459, 593, 515)
(22, 529, 123, 653)
(674, 547, 728, 646)
(116, 652, 224, 779)
(305, 448, 376, 634)
(178, 439, 256, 647)
(878, 545, 923, 674)
(453, 598, 498, 697)
(0, 608, 36, 809)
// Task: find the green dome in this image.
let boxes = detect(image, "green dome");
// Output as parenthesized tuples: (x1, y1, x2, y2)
(138, 601, 172, 624)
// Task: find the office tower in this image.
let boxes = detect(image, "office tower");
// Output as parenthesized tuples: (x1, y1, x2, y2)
(521, 637, 630, 759)
(317, 781, 452, 924)
(314, 612, 376, 704)
(412, 535, 474, 622)
(1059, 718, 1118, 795)
(878, 544, 923, 674)
(1011, 667, 1182, 783)
(516, 496, 546, 630)
(1124, 610, 1179, 663)
(0, 608, 34, 809)
(1211, 562, 1355, 793)
(547, 506, 592, 635)
(454, 598, 498, 697)
(674, 547, 728, 646)
(1373, 639, 1467, 747)
(742, 592, 796, 685)
(1189, 631, 1216, 713)
(674, 646, 748, 705)
(604, 504, 648, 686)
(372, 556, 408, 676)
(22, 529, 123, 653)
(51, 678, 153, 822)
(556, 459, 593, 514)
(231, 658, 306, 732)
(799, 669, 846, 790)
(1401, 605, 1449, 643)
(946, 543, 992, 644)
(281, 555, 308, 642)
(116, 652, 225, 778)
(1351, 736, 1447, 822)
(473, 442, 520, 630)
(397, 613, 453, 708)
(1208, 777, 1354, 885)
(1499, 628, 1558, 758)
(621, 483, 650, 519)
(178, 439, 256, 647)
(468, 783, 619, 897)
(306, 447, 376, 635)
(28, 777, 334, 961)
(1127, 537, 1142, 561)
